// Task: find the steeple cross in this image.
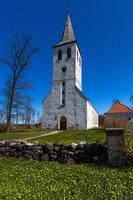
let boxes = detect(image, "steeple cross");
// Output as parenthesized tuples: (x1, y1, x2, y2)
(67, 0, 72, 14)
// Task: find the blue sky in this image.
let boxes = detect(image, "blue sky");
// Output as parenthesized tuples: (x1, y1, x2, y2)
(0, 0, 133, 114)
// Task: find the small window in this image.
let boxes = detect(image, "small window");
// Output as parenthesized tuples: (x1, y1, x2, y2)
(79, 57, 81, 66)
(67, 48, 71, 59)
(61, 81, 66, 106)
(54, 115, 57, 120)
(58, 50, 62, 60)
(62, 99, 65, 105)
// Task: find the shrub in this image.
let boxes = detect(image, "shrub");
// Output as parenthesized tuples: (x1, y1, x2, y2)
(126, 120, 133, 132)
(0, 123, 7, 133)
(104, 118, 128, 128)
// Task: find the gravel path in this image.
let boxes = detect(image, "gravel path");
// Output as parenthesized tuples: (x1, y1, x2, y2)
(21, 131, 62, 141)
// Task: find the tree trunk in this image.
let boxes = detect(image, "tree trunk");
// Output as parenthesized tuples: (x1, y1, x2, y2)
(6, 85, 15, 132)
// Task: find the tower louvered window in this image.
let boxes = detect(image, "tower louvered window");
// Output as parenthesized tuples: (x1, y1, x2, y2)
(67, 48, 71, 59)
(58, 50, 62, 60)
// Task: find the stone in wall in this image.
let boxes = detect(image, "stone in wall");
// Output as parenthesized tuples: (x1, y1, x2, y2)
(0, 141, 107, 165)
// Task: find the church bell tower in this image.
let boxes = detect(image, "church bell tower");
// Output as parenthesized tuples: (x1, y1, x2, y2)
(53, 13, 82, 93)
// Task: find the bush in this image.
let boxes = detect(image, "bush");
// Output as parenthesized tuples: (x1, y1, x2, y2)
(126, 120, 133, 132)
(0, 123, 7, 133)
(104, 118, 128, 129)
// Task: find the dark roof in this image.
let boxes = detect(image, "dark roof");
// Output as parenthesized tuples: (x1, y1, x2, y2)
(61, 14, 75, 44)
(75, 86, 88, 101)
(53, 40, 76, 48)
(54, 14, 76, 47)
(53, 14, 83, 57)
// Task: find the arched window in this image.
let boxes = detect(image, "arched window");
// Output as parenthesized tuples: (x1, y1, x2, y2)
(67, 48, 71, 59)
(58, 50, 62, 60)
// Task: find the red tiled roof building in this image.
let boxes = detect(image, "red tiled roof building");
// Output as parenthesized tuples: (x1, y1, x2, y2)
(105, 102, 133, 121)
(106, 102, 133, 114)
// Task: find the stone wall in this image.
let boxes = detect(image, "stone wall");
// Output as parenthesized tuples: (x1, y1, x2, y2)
(0, 141, 107, 165)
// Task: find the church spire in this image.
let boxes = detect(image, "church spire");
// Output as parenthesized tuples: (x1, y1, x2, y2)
(61, 12, 76, 43)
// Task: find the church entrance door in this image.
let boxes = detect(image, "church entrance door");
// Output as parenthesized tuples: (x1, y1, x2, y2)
(60, 116, 67, 130)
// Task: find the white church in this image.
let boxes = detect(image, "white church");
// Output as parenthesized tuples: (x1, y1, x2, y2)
(42, 13, 98, 130)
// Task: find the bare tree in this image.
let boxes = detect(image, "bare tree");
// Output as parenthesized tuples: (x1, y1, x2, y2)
(0, 107, 5, 123)
(35, 110, 41, 128)
(31, 107, 36, 126)
(13, 92, 24, 125)
(36, 110, 41, 124)
(21, 96, 33, 127)
(1, 33, 37, 132)
(0, 91, 6, 124)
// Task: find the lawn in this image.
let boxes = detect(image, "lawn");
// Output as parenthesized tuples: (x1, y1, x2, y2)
(0, 129, 47, 141)
(30, 129, 133, 152)
(0, 157, 132, 200)
(0, 131, 133, 199)
(31, 129, 106, 144)
(0, 128, 133, 152)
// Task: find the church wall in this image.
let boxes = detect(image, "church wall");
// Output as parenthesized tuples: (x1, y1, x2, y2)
(105, 113, 133, 120)
(53, 43, 76, 82)
(75, 90, 87, 129)
(42, 79, 77, 130)
(42, 79, 88, 130)
(53, 43, 82, 91)
(65, 79, 77, 129)
(75, 45, 82, 90)
(42, 92, 54, 129)
(86, 101, 99, 128)
(42, 81, 63, 130)
(42, 81, 99, 130)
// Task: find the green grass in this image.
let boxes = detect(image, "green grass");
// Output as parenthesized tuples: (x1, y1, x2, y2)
(0, 128, 133, 152)
(31, 129, 106, 144)
(0, 130, 47, 141)
(0, 157, 132, 200)
(30, 129, 133, 152)
(125, 132, 133, 153)
(0, 130, 133, 199)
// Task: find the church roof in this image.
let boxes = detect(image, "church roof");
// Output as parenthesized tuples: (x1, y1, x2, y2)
(75, 86, 98, 114)
(53, 12, 82, 56)
(53, 13, 76, 47)
(61, 13, 76, 44)
(75, 86, 88, 101)
(105, 102, 133, 114)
